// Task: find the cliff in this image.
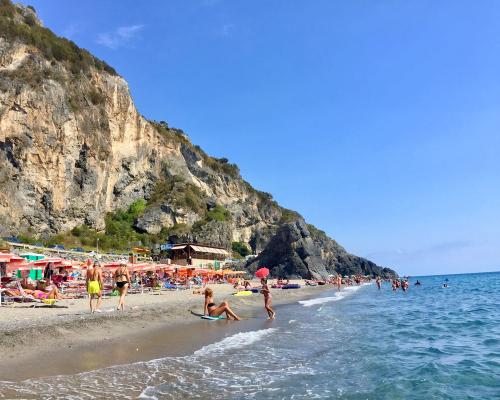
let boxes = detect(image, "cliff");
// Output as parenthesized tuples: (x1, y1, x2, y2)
(0, 1, 397, 279)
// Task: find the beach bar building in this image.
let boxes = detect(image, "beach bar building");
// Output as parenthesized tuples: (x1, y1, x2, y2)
(169, 243, 229, 270)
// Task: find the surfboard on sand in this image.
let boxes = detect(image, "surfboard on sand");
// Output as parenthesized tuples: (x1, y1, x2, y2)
(201, 315, 226, 320)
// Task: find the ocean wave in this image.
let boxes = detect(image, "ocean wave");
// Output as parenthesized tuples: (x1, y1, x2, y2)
(298, 283, 370, 307)
(193, 328, 277, 357)
(299, 294, 344, 307)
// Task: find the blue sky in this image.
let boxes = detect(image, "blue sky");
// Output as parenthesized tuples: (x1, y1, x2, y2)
(25, 0, 499, 276)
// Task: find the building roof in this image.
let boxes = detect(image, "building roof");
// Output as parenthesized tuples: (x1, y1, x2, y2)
(170, 244, 229, 256)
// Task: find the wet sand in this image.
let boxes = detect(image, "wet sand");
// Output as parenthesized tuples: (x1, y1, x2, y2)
(0, 282, 333, 381)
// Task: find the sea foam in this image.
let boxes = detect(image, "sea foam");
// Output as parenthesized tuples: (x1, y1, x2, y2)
(193, 328, 277, 357)
(299, 283, 371, 307)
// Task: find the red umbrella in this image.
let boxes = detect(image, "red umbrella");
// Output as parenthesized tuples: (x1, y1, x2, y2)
(255, 267, 270, 279)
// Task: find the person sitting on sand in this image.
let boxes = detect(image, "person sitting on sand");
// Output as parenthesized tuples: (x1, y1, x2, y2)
(204, 288, 241, 320)
(114, 263, 131, 311)
(86, 261, 103, 313)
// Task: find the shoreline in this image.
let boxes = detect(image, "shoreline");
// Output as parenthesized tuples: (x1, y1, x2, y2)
(0, 282, 334, 381)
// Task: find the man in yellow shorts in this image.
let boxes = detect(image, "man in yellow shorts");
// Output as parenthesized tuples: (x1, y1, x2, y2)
(86, 261, 103, 313)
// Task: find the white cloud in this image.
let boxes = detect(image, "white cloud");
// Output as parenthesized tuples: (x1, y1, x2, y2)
(97, 24, 144, 49)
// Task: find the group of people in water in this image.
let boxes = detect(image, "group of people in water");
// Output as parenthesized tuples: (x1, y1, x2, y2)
(374, 276, 425, 292)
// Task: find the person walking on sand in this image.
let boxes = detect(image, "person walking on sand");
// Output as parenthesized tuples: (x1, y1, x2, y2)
(87, 261, 103, 313)
(204, 288, 241, 320)
(260, 278, 275, 319)
(114, 263, 131, 311)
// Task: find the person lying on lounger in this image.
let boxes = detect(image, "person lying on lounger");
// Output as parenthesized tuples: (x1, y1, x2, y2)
(5, 286, 67, 300)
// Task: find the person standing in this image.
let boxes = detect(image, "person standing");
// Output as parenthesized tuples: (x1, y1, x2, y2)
(86, 262, 103, 313)
(260, 278, 275, 319)
(376, 276, 382, 290)
(43, 262, 54, 283)
(336, 275, 342, 291)
(114, 263, 130, 311)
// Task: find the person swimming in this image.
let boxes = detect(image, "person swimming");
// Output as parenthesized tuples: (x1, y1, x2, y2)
(204, 288, 240, 320)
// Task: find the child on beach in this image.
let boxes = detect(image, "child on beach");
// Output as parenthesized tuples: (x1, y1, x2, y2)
(260, 278, 275, 319)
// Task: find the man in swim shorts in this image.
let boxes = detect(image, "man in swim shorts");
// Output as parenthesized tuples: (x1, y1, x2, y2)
(86, 261, 103, 313)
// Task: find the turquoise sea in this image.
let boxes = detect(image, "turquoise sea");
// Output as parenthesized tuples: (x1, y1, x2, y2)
(1, 272, 499, 399)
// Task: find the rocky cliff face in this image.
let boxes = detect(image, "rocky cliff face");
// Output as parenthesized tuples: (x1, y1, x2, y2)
(0, 1, 397, 278)
(246, 220, 396, 279)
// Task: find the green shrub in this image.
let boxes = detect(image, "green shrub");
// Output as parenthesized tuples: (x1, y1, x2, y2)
(232, 241, 250, 258)
(306, 224, 328, 240)
(0, 0, 117, 76)
(128, 199, 146, 218)
(280, 207, 301, 223)
(44, 198, 153, 251)
(149, 176, 205, 215)
(206, 204, 230, 222)
(17, 233, 37, 245)
(151, 120, 190, 146)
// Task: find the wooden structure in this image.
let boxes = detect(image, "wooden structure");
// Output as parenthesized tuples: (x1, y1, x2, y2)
(169, 243, 229, 270)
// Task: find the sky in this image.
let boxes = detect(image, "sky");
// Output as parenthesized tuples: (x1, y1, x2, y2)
(24, 0, 500, 276)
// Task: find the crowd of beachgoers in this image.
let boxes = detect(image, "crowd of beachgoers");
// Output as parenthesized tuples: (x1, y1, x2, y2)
(0, 248, 385, 322)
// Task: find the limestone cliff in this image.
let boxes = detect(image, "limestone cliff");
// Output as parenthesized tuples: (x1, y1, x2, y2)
(0, 1, 397, 278)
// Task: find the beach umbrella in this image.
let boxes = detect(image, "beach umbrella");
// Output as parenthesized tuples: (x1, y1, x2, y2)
(255, 267, 269, 279)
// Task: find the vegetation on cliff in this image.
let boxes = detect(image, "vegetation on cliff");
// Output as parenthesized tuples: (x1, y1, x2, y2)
(0, 0, 116, 75)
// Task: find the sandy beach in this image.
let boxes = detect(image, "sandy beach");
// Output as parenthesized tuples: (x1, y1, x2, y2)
(0, 281, 332, 381)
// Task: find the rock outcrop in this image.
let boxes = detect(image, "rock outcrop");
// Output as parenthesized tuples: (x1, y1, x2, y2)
(0, 1, 398, 278)
(246, 220, 397, 279)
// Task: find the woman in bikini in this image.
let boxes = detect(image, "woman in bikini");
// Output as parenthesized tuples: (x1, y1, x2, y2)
(260, 278, 275, 319)
(114, 263, 131, 311)
(204, 288, 241, 320)
(7, 286, 66, 300)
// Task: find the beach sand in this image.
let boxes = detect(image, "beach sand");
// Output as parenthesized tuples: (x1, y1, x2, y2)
(0, 281, 333, 381)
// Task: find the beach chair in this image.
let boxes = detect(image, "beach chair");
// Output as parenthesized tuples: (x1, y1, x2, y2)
(14, 282, 58, 307)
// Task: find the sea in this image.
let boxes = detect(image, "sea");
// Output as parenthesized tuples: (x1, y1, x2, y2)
(1, 272, 499, 399)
